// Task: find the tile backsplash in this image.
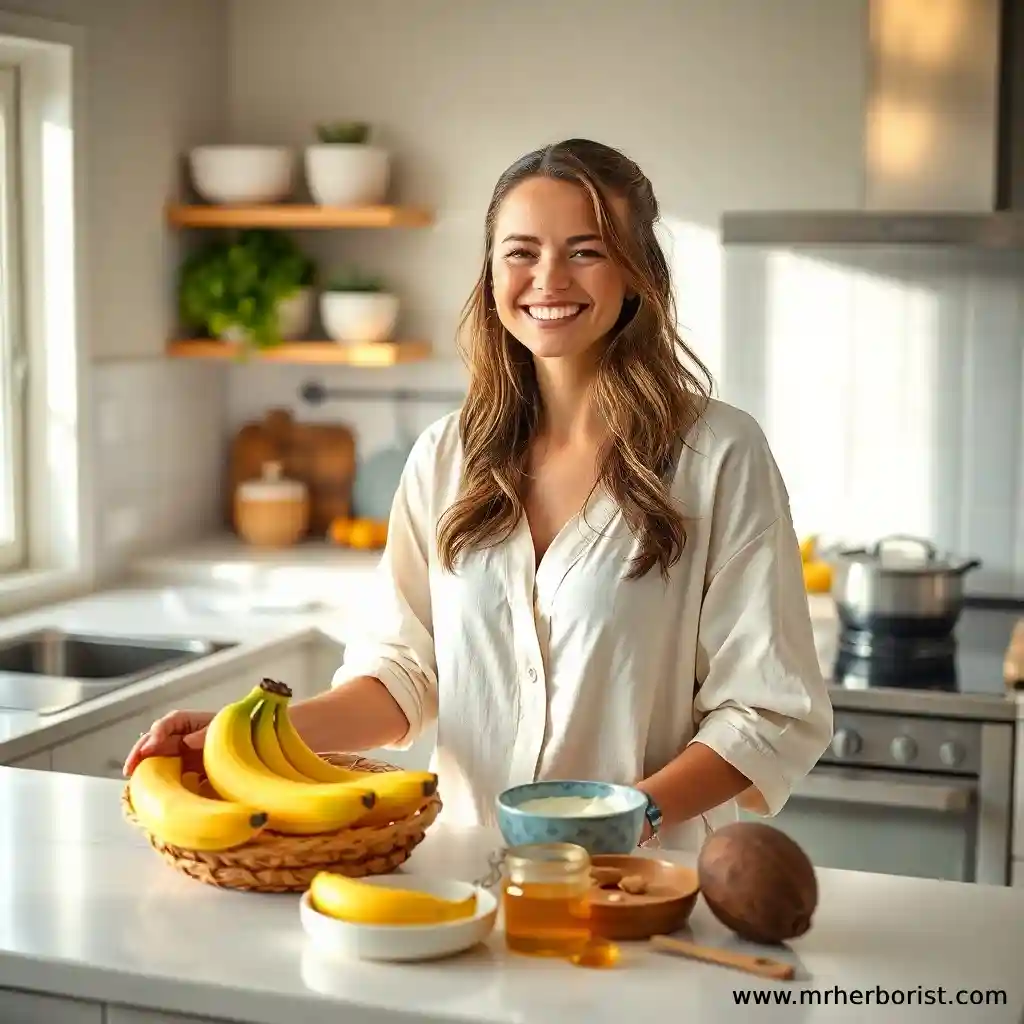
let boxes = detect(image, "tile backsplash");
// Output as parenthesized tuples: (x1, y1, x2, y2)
(720, 245, 1024, 598)
(91, 359, 227, 582)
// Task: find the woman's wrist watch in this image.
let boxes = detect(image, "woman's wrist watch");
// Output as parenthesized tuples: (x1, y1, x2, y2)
(643, 792, 663, 837)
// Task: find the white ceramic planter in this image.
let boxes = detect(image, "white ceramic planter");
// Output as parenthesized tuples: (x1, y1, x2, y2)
(189, 146, 295, 204)
(304, 144, 390, 205)
(320, 291, 400, 344)
(217, 286, 313, 342)
(277, 286, 314, 338)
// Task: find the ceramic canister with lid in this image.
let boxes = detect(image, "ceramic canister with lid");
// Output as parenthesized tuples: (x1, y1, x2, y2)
(234, 460, 310, 547)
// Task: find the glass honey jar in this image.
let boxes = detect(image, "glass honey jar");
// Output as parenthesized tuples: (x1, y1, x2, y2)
(501, 843, 592, 957)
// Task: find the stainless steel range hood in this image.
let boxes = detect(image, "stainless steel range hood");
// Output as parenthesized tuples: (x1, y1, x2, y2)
(722, 0, 1024, 247)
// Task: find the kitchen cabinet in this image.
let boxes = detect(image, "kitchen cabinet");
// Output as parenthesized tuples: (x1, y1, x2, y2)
(0, 989, 101, 1023)
(107, 1008, 240, 1024)
(8, 751, 51, 770)
(1015, 720, 1024, 859)
(49, 645, 312, 780)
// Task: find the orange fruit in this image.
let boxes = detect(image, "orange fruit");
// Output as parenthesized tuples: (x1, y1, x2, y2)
(329, 517, 355, 546)
(347, 519, 378, 550)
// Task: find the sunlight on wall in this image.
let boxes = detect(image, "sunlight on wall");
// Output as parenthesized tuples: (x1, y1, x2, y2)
(764, 252, 939, 544)
(657, 217, 723, 390)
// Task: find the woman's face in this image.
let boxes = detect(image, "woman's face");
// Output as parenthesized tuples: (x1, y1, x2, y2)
(490, 176, 630, 362)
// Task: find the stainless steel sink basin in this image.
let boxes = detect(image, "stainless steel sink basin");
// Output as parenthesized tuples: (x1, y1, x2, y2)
(0, 629, 237, 715)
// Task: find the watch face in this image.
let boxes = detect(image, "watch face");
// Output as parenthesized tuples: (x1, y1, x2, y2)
(644, 796, 663, 830)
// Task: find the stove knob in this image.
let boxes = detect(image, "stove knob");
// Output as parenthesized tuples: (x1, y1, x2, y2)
(830, 729, 862, 758)
(890, 736, 918, 764)
(939, 740, 965, 767)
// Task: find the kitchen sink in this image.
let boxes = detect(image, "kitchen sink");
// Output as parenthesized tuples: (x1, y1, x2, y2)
(0, 629, 236, 715)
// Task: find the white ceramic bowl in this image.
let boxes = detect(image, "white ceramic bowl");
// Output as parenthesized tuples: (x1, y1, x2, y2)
(320, 290, 400, 344)
(299, 876, 497, 962)
(304, 143, 390, 205)
(189, 145, 295, 204)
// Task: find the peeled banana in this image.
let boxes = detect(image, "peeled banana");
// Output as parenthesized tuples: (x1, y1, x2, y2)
(128, 754, 268, 851)
(202, 682, 377, 835)
(266, 678, 438, 825)
(308, 870, 477, 926)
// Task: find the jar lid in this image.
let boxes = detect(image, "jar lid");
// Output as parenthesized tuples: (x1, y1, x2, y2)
(237, 461, 307, 503)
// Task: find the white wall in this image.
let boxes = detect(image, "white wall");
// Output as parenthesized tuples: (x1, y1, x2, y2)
(0, 0, 229, 361)
(0, 0, 232, 580)
(722, 244, 1024, 597)
(223, 0, 870, 466)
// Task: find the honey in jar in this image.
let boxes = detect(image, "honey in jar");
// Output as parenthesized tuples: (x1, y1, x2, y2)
(502, 843, 592, 957)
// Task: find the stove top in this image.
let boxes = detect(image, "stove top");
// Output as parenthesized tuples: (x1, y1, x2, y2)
(827, 604, 1022, 698)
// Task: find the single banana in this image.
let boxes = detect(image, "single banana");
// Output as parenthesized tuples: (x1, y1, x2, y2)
(266, 679, 439, 823)
(202, 681, 378, 835)
(355, 770, 439, 827)
(270, 682, 369, 784)
(252, 697, 318, 783)
(308, 870, 477, 926)
(128, 754, 268, 851)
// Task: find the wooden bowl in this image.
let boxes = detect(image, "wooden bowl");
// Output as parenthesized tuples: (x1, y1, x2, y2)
(586, 854, 700, 941)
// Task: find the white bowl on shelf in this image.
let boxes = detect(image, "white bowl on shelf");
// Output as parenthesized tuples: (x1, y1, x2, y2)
(320, 290, 400, 344)
(299, 876, 498, 962)
(188, 145, 295, 204)
(304, 144, 390, 205)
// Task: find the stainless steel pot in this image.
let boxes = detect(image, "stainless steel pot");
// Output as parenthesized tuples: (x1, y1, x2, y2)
(831, 535, 981, 637)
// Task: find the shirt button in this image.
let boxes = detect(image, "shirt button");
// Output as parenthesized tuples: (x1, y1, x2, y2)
(527, 667, 538, 682)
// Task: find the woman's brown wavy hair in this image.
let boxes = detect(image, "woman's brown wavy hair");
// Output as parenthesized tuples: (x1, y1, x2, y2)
(437, 138, 713, 580)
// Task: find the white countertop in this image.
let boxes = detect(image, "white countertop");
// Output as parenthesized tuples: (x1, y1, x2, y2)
(0, 765, 1021, 1024)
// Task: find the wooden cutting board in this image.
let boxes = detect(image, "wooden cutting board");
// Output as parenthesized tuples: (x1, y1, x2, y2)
(227, 408, 357, 537)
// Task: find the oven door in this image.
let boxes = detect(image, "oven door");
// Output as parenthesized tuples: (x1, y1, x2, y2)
(741, 766, 981, 883)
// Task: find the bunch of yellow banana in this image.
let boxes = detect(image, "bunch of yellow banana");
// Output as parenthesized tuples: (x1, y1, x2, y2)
(202, 678, 439, 834)
(308, 870, 476, 926)
(249, 677, 438, 826)
(128, 754, 268, 851)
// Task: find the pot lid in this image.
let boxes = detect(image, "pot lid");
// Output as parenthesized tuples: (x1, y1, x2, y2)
(839, 535, 981, 575)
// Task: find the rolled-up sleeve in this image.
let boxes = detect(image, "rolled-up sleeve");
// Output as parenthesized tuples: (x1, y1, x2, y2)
(331, 436, 438, 748)
(689, 423, 833, 816)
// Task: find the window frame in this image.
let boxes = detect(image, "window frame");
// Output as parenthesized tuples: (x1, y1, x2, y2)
(0, 12, 92, 617)
(0, 63, 25, 572)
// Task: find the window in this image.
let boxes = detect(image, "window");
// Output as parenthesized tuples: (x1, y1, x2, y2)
(0, 64, 23, 571)
(0, 14, 90, 616)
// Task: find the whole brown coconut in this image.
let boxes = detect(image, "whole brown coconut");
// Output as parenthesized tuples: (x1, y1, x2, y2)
(697, 822, 818, 944)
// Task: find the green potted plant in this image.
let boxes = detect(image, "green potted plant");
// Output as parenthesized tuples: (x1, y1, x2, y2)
(178, 229, 315, 353)
(320, 265, 399, 344)
(304, 120, 390, 206)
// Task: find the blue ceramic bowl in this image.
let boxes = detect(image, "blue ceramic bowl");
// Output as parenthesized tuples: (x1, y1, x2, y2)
(495, 780, 648, 855)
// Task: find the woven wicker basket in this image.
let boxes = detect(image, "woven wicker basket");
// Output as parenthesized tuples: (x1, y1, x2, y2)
(122, 753, 441, 893)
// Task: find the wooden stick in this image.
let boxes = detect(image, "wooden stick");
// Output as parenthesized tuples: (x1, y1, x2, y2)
(650, 935, 796, 980)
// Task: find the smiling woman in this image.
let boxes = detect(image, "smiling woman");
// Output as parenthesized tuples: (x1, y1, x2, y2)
(127, 138, 833, 856)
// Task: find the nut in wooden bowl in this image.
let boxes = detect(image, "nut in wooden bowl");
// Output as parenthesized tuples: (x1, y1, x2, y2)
(586, 854, 699, 941)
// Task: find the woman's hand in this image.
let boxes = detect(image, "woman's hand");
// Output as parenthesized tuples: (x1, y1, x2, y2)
(122, 709, 214, 778)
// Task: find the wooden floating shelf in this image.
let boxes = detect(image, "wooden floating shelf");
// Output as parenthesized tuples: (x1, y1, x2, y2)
(166, 203, 434, 229)
(167, 339, 433, 366)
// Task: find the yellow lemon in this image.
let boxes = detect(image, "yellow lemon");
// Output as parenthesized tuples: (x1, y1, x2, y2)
(803, 559, 832, 594)
(799, 536, 817, 563)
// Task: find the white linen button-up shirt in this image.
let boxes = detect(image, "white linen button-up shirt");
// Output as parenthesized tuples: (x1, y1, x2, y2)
(332, 398, 833, 851)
